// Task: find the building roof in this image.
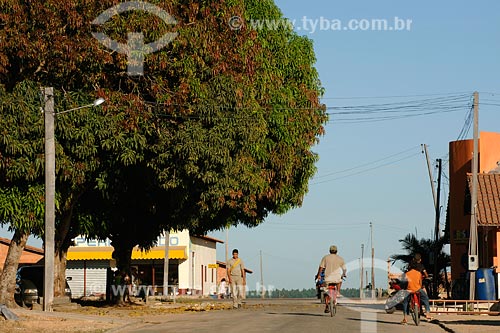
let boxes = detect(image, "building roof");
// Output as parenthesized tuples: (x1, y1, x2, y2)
(0, 237, 44, 254)
(467, 173, 500, 226)
(192, 235, 224, 244)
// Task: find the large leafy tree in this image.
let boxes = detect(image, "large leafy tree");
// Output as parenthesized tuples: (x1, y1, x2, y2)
(0, 83, 46, 306)
(0, 0, 326, 299)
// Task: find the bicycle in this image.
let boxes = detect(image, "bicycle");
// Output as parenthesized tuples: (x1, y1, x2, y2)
(408, 291, 422, 326)
(322, 283, 338, 317)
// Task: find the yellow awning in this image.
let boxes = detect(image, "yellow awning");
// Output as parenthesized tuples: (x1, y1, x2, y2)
(67, 246, 187, 261)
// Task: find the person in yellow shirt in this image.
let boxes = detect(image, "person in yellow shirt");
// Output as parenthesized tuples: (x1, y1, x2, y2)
(401, 262, 433, 324)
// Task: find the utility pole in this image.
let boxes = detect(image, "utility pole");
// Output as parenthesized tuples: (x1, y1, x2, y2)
(360, 244, 364, 299)
(163, 230, 170, 298)
(260, 250, 264, 298)
(370, 222, 375, 299)
(43, 87, 55, 312)
(225, 226, 229, 265)
(469, 91, 479, 300)
(433, 158, 442, 298)
(422, 144, 438, 209)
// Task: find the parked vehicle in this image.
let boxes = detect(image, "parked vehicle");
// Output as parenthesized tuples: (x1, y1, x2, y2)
(14, 265, 72, 307)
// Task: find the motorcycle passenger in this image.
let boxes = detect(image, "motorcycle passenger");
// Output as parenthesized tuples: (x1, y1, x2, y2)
(316, 245, 347, 313)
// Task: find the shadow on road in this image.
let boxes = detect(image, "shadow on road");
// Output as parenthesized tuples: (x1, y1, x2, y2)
(346, 317, 404, 326)
(266, 312, 327, 317)
(441, 320, 500, 327)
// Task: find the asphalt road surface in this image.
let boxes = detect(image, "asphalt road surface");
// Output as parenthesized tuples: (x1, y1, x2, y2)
(117, 299, 447, 333)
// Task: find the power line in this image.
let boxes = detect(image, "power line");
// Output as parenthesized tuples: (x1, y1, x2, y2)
(311, 152, 421, 185)
(320, 91, 472, 100)
(314, 146, 420, 179)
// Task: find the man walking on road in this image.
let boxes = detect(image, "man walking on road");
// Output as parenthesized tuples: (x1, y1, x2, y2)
(227, 249, 246, 309)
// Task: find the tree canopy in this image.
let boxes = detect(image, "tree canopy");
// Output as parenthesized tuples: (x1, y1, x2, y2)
(0, 0, 327, 284)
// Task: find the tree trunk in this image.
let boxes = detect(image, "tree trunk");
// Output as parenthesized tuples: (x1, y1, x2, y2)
(0, 229, 30, 307)
(111, 239, 134, 305)
(54, 249, 68, 297)
(53, 196, 77, 297)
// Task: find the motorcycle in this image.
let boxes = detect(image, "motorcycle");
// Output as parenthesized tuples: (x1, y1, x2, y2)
(385, 277, 407, 314)
(385, 275, 432, 314)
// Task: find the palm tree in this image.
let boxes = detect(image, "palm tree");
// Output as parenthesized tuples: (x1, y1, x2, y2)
(391, 233, 451, 299)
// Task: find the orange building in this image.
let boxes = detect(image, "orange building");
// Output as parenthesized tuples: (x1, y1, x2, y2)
(0, 237, 44, 272)
(449, 131, 500, 282)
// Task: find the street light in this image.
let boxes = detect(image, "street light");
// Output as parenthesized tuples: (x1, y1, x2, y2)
(43, 87, 105, 311)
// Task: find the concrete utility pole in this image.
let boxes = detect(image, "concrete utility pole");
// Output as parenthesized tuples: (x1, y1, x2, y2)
(433, 158, 442, 298)
(42, 90, 104, 311)
(260, 250, 264, 298)
(360, 244, 364, 298)
(469, 91, 479, 300)
(225, 227, 229, 265)
(43, 87, 55, 312)
(370, 222, 375, 299)
(163, 230, 170, 298)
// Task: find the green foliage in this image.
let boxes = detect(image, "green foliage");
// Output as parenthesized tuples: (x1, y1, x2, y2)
(0, 0, 327, 254)
(0, 82, 46, 235)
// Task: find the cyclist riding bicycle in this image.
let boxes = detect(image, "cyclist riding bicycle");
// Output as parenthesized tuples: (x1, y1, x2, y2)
(401, 261, 433, 325)
(316, 245, 347, 313)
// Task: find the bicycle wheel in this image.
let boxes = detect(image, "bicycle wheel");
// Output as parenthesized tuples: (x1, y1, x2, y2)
(410, 296, 420, 326)
(329, 293, 335, 317)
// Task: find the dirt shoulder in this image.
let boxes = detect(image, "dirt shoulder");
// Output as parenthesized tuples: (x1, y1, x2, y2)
(0, 298, 234, 333)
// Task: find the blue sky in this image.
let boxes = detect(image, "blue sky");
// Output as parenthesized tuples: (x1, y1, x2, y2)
(2, 0, 499, 291)
(210, 0, 500, 290)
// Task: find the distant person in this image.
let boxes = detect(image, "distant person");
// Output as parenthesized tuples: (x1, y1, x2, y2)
(227, 249, 246, 309)
(123, 271, 132, 303)
(401, 261, 433, 325)
(316, 245, 347, 313)
(219, 278, 227, 299)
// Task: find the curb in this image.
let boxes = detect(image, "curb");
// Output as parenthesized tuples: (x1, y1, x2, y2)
(430, 320, 456, 333)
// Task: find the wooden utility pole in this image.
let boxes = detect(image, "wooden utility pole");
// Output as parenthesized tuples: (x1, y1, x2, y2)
(370, 222, 375, 299)
(43, 87, 55, 312)
(433, 158, 442, 298)
(422, 144, 438, 209)
(469, 91, 479, 300)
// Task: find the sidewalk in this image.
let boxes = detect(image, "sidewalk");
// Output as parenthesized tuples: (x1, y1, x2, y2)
(338, 297, 500, 333)
(432, 313, 500, 333)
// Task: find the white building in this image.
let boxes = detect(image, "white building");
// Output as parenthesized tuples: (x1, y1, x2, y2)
(66, 230, 223, 298)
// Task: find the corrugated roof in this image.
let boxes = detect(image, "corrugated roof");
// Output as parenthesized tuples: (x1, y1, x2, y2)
(467, 173, 500, 226)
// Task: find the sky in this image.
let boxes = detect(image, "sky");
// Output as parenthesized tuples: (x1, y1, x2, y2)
(2, 0, 500, 292)
(211, 0, 500, 291)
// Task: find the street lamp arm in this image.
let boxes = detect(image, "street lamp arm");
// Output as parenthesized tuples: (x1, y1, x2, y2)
(54, 98, 106, 115)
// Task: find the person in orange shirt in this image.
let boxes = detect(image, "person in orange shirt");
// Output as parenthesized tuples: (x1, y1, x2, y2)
(401, 261, 433, 325)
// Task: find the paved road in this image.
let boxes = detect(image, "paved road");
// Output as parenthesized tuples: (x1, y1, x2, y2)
(116, 299, 446, 333)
